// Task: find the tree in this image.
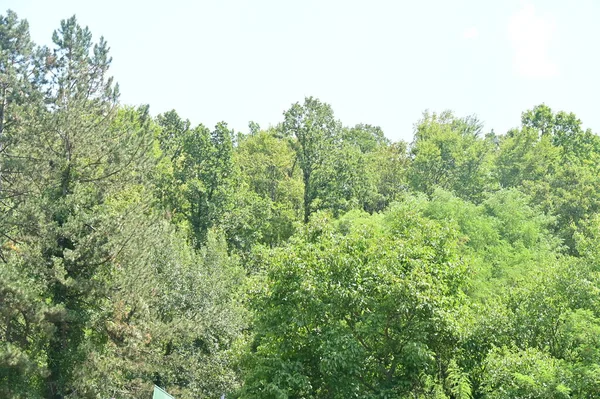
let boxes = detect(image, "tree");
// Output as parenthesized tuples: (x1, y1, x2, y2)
(178, 122, 234, 245)
(225, 128, 303, 252)
(0, 10, 42, 262)
(481, 347, 570, 399)
(281, 96, 340, 222)
(497, 104, 600, 252)
(364, 140, 410, 212)
(70, 224, 247, 399)
(0, 16, 156, 397)
(341, 123, 389, 154)
(239, 198, 471, 398)
(156, 109, 191, 162)
(409, 111, 496, 202)
(310, 141, 372, 217)
(0, 9, 38, 161)
(154, 114, 235, 246)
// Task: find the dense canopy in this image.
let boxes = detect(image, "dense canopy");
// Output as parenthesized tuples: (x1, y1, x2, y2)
(2, 10, 600, 399)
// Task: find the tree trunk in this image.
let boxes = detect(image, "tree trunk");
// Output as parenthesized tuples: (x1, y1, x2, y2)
(303, 171, 311, 223)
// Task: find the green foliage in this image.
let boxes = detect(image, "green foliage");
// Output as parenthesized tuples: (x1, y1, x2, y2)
(497, 104, 600, 253)
(239, 198, 470, 398)
(4, 9, 600, 399)
(281, 96, 340, 222)
(363, 141, 410, 212)
(0, 12, 246, 398)
(446, 359, 473, 399)
(73, 227, 247, 398)
(155, 112, 235, 246)
(341, 123, 389, 153)
(409, 111, 496, 202)
(481, 347, 571, 399)
(227, 129, 303, 252)
(311, 142, 371, 217)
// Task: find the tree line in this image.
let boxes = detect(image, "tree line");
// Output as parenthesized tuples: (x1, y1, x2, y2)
(2, 10, 600, 398)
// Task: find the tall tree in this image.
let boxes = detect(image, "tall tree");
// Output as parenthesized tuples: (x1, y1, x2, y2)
(497, 104, 600, 252)
(156, 109, 191, 162)
(281, 96, 340, 222)
(341, 123, 389, 153)
(0, 11, 46, 396)
(0, 9, 37, 161)
(1, 16, 156, 398)
(311, 141, 371, 216)
(153, 112, 235, 246)
(225, 128, 303, 252)
(0, 10, 42, 262)
(180, 122, 234, 245)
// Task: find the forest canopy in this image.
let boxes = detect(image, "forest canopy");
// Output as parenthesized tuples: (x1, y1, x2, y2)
(2, 10, 600, 399)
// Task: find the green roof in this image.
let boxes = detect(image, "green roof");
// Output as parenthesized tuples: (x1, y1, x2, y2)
(153, 385, 174, 399)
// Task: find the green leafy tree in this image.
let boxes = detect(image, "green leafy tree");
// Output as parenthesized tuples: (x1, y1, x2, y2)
(495, 126, 558, 190)
(239, 198, 471, 398)
(179, 122, 234, 245)
(156, 109, 191, 162)
(497, 104, 600, 252)
(311, 141, 372, 217)
(409, 111, 496, 202)
(364, 140, 410, 212)
(481, 347, 571, 399)
(341, 123, 389, 153)
(71, 224, 247, 399)
(281, 96, 340, 222)
(155, 115, 235, 246)
(225, 128, 302, 252)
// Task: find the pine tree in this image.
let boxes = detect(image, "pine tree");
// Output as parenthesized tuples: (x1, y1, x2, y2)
(0, 10, 42, 259)
(0, 10, 47, 397)
(2, 15, 155, 397)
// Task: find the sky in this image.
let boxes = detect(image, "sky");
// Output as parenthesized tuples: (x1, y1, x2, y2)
(3, 0, 599, 142)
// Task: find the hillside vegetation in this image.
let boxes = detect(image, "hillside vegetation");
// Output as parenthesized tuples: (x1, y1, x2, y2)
(2, 11, 600, 398)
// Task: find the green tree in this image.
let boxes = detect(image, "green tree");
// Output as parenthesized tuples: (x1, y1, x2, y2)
(481, 347, 570, 399)
(364, 141, 410, 212)
(156, 109, 191, 162)
(0, 16, 155, 397)
(225, 128, 302, 252)
(155, 115, 235, 246)
(311, 141, 372, 217)
(497, 104, 600, 252)
(70, 223, 247, 398)
(495, 126, 558, 190)
(281, 96, 340, 222)
(0, 9, 39, 155)
(341, 123, 389, 154)
(409, 111, 496, 202)
(240, 198, 470, 398)
(0, 10, 42, 262)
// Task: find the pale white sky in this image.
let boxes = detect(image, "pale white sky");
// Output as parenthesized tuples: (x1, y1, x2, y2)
(4, 0, 599, 141)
